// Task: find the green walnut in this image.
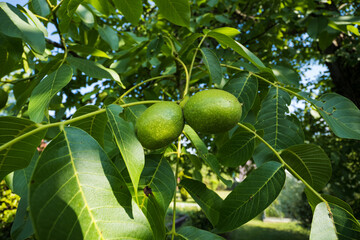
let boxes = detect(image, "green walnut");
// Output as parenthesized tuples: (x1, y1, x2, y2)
(183, 89, 242, 134)
(0, 88, 8, 110)
(135, 102, 184, 149)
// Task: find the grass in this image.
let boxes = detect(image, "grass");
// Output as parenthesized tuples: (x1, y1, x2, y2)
(226, 220, 309, 240)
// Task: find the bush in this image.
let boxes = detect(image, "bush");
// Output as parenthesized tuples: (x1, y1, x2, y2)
(0, 180, 19, 240)
(187, 210, 213, 231)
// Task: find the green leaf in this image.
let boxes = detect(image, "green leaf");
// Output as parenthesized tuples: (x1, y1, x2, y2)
(68, 44, 111, 58)
(330, 203, 360, 238)
(217, 124, 256, 167)
(207, 31, 266, 70)
(299, 92, 360, 140)
(254, 87, 304, 165)
(76, 4, 94, 28)
(178, 226, 225, 240)
(223, 72, 258, 121)
(347, 25, 360, 36)
(13, 58, 62, 114)
(210, 27, 240, 38)
(19, 6, 48, 37)
(305, 189, 353, 214)
(11, 194, 34, 240)
(180, 178, 223, 226)
(123, 99, 147, 125)
(178, 33, 203, 56)
(138, 155, 176, 240)
(67, 56, 124, 88)
(307, 16, 328, 38)
(0, 117, 46, 180)
(112, 0, 142, 25)
(85, 0, 114, 16)
(272, 65, 300, 88)
(310, 202, 360, 239)
(183, 125, 232, 187)
(31, 0, 50, 17)
(329, 16, 360, 25)
(200, 48, 223, 86)
(106, 104, 145, 200)
(57, 0, 85, 32)
(310, 202, 338, 240)
(322, 195, 353, 215)
(70, 105, 107, 147)
(0, 33, 23, 78)
(98, 25, 119, 51)
(281, 144, 331, 191)
(153, 0, 190, 27)
(0, 3, 45, 53)
(183, 124, 208, 156)
(28, 64, 73, 123)
(214, 161, 285, 233)
(29, 127, 153, 239)
(10, 152, 38, 240)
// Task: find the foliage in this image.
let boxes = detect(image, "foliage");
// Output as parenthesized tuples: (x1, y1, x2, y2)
(226, 220, 309, 240)
(0, 0, 360, 239)
(265, 174, 304, 219)
(0, 180, 19, 240)
(186, 210, 213, 232)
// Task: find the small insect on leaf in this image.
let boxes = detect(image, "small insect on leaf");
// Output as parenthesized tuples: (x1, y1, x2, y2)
(143, 186, 153, 197)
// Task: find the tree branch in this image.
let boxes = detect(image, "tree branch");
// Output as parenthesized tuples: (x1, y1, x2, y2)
(243, 22, 278, 45)
(234, 9, 258, 22)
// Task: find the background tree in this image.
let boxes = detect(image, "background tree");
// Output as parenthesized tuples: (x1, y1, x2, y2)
(0, 0, 360, 239)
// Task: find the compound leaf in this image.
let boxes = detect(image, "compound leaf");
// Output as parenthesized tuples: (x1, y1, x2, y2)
(29, 64, 73, 123)
(106, 104, 144, 201)
(183, 125, 232, 187)
(254, 87, 304, 166)
(178, 226, 225, 240)
(10, 152, 38, 240)
(310, 202, 360, 240)
(299, 92, 360, 140)
(181, 178, 222, 226)
(217, 124, 256, 167)
(0, 117, 46, 180)
(281, 144, 331, 191)
(207, 31, 266, 70)
(0, 3, 45, 53)
(112, 0, 142, 25)
(153, 0, 190, 27)
(310, 202, 338, 240)
(215, 161, 285, 233)
(138, 155, 176, 240)
(67, 56, 124, 88)
(200, 48, 222, 86)
(223, 72, 258, 121)
(70, 105, 107, 147)
(29, 127, 153, 239)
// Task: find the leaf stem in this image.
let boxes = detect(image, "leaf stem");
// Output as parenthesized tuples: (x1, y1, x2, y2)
(174, 57, 190, 97)
(52, 0, 65, 12)
(237, 122, 328, 204)
(0, 75, 37, 84)
(221, 64, 322, 113)
(188, 34, 207, 81)
(163, 35, 176, 56)
(118, 75, 175, 100)
(45, 0, 54, 9)
(0, 100, 162, 152)
(171, 136, 182, 240)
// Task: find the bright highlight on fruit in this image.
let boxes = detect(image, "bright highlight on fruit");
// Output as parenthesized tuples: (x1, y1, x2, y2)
(135, 101, 184, 149)
(183, 89, 242, 134)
